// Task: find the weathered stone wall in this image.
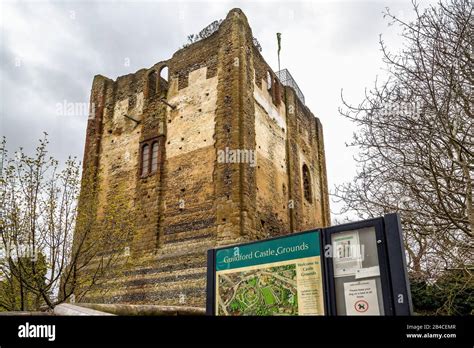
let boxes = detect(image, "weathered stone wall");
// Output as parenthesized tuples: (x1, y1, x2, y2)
(254, 78, 289, 237)
(250, 34, 330, 237)
(282, 86, 330, 232)
(74, 8, 329, 309)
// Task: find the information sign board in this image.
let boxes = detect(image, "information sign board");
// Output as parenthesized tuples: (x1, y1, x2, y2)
(206, 213, 412, 316)
(210, 231, 325, 316)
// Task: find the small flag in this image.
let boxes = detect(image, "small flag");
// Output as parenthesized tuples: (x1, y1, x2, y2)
(277, 32, 282, 54)
(277, 33, 282, 72)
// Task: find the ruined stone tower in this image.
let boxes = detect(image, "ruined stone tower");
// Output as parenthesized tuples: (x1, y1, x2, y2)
(76, 8, 330, 307)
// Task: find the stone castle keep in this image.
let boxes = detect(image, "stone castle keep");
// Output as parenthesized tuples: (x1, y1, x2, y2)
(75, 8, 330, 307)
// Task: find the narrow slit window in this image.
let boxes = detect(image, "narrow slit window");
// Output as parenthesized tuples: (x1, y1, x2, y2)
(151, 142, 159, 172)
(302, 164, 312, 203)
(266, 71, 272, 90)
(273, 77, 281, 106)
(141, 144, 150, 176)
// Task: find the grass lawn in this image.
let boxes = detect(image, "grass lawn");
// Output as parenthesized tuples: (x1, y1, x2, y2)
(261, 287, 276, 305)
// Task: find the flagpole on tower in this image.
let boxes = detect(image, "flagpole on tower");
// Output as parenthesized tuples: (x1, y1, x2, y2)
(277, 32, 281, 74)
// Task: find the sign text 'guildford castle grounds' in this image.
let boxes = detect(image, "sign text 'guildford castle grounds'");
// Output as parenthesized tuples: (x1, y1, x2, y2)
(206, 213, 412, 316)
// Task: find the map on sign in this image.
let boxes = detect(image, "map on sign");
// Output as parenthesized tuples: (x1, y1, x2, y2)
(214, 231, 325, 316)
(217, 264, 298, 315)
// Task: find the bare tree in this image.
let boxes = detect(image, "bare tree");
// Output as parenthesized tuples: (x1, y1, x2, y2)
(334, 0, 473, 283)
(0, 135, 134, 311)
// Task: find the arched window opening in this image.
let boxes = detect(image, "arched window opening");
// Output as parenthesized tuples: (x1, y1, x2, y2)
(160, 66, 169, 82)
(159, 66, 169, 95)
(302, 164, 312, 203)
(151, 142, 159, 173)
(141, 144, 150, 176)
(266, 71, 272, 91)
(140, 137, 163, 177)
(147, 70, 158, 98)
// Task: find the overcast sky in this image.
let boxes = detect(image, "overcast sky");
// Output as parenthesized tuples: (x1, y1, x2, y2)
(0, 0, 436, 220)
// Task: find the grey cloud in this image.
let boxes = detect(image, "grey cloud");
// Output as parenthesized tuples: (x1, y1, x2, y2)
(1, 0, 429, 217)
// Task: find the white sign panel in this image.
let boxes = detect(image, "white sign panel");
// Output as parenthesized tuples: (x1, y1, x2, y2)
(355, 266, 380, 279)
(344, 279, 380, 315)
(332, 231, 363, 277)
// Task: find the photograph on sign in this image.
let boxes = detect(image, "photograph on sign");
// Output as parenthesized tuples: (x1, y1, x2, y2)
(214, 232, 324, 316)
(332, 231, 363, 277)
(343, 279, 380, 315)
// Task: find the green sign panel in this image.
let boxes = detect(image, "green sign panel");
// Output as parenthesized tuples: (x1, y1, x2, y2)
(215, 231, 321, 271)
(208, 214, 413, 316)
(214, 231, 325, 316)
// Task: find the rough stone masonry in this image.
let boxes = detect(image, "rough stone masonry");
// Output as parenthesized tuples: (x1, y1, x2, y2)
(74, 8, 330, 308)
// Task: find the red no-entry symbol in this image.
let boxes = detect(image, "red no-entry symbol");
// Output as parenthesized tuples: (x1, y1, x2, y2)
(354, 299, 369, 313)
